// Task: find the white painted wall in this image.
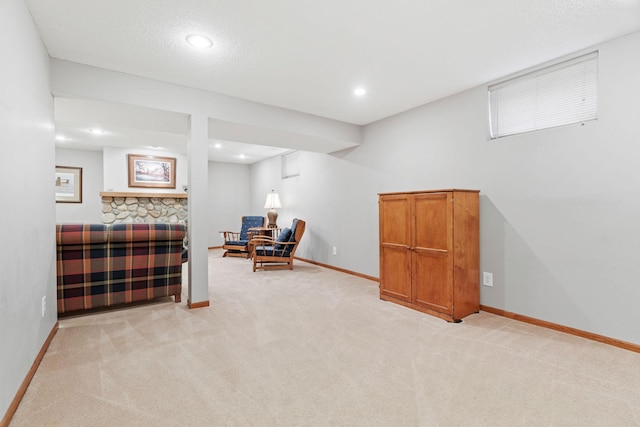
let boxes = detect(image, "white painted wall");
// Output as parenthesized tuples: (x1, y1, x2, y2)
(102, 146, 188, 193)
(0, 0, 57, 419)
(250, 30, 640, 346)
(186, 114, 209, 304)
(55, 148, 104, 223)
(251, 151, 383, 273)
(251, 156, 288, 223)
(207, 161, 253, 247)
(50, 59, 362, 308)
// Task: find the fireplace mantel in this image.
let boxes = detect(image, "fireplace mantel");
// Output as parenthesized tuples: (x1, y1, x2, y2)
(100, 191, 188, 199)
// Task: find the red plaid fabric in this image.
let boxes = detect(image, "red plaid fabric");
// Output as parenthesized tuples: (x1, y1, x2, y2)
(56, 223, 187, 313)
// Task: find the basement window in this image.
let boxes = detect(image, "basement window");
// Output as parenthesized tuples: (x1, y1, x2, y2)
(281, 151, 300, 179)
(488, 51, 598, 139)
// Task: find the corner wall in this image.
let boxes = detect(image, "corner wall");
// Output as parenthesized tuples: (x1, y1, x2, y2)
(208, 161, 252, 247)
(251, 30, 640, 346)
(55, 148, 104, 223)
(0, 0, 57, 419)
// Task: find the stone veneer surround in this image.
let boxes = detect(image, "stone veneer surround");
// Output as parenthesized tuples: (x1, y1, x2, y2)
(100, 192, 188, 225)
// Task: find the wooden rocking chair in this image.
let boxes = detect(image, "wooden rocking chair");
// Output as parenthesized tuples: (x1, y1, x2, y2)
(251, 219, 306, 271)
(220, 215, 266, 258)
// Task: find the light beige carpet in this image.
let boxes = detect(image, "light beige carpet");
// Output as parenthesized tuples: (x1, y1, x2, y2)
(10, 249, 640, 426)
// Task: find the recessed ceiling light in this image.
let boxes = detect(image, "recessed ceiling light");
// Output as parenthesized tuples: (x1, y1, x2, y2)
(354, 87, 367, 97)
(147, 145, 162, 149)
(214, 143, 222, 149)
(55, 135, 68, 141)
(89, 128, 105, 135)
(186, 34, 213, 49)
(238, 154, 246, 159)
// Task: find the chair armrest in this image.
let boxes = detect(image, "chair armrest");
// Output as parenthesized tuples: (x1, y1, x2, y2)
(252, 238, 297, 257)
(220, 231, 240, 241)
(251, 235, 276, 244)
(247, 230, 261, 241)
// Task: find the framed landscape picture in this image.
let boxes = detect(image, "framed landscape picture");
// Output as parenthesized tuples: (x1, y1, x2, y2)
(55, 166, 83, 203)
(128, 154, 176, 188)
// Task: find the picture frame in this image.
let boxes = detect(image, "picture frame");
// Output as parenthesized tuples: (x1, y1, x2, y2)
(55, 166, 83, 203)
(128, 154, 176, 189)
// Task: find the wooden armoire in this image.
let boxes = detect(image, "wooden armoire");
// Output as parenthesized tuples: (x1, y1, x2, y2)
(378, 189, 480, 322)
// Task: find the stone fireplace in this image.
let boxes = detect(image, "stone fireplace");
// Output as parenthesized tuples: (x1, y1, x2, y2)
(100, 192, 188, 225)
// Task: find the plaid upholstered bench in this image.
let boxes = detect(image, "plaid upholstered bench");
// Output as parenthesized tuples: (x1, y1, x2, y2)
(56, 223, 187, 314)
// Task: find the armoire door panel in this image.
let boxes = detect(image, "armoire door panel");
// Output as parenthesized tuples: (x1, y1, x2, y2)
(412, 252, 452, 314)
(380, 245, 411, 302)
(380, 196, 411, 246)
(413, 193, 451, 251)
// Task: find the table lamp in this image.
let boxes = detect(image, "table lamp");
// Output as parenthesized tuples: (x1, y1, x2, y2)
(264, 190, 282, 228)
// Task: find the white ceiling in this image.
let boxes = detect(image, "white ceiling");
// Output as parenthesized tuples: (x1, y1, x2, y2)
(54, 98, 290, 164)
(25, 0, 640, 162)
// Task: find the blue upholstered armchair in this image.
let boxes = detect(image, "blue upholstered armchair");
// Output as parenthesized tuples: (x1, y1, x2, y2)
(220, 216, 266, 258)
(251, 218, 306, 271)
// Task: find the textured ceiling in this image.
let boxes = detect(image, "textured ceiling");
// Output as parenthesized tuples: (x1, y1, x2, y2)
(25, 0, 640, 161)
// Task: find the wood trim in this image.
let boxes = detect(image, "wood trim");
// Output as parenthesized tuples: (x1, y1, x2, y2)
(294, 257, 379, 282)
(208, 246, 223, 249)
(100, 191, 187, 199)
(210, 246, 640, 352)
(480, 305, 640, 354)
(378, 189, 480, 196)
(278, 257, 640, 351)
(188, 300, 210, 309)
(1, 322, 59, 427)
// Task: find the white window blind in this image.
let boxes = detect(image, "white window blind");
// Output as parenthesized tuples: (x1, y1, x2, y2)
(281, 151, 300, 179)
(488, 51, 598, 139)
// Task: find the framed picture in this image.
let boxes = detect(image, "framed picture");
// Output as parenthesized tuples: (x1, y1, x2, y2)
(55, 166, 83, 203)
(128, 154, 176, 188)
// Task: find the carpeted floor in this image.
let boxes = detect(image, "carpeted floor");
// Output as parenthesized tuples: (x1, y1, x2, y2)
(10, 249, 640, 426)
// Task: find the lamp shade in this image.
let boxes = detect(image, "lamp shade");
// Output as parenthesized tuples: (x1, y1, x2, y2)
(264, 192, 282, 209)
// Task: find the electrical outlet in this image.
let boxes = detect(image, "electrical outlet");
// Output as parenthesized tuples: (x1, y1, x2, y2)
(41, 296, 46, 317)
(482, 272, 493, 287)
(332, 246, 337, 256)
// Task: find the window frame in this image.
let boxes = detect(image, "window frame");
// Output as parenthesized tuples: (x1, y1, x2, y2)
(488, 51, 598, 139)
(281, 151, 300, 179)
